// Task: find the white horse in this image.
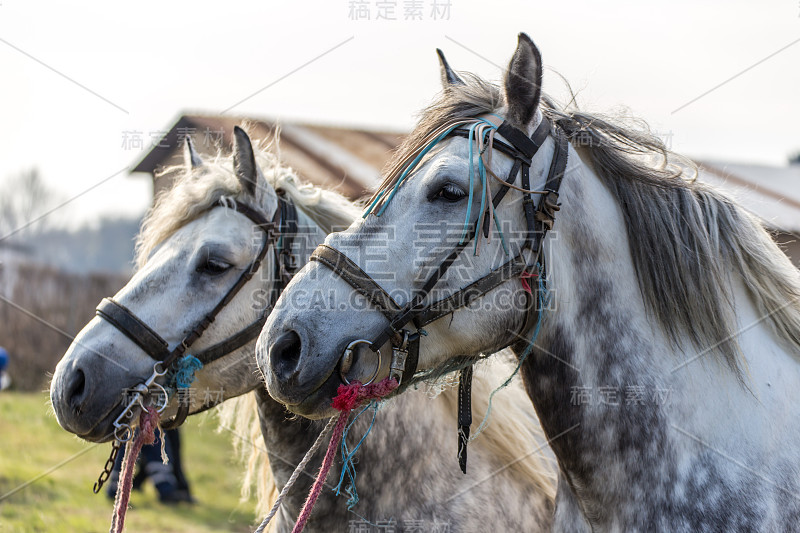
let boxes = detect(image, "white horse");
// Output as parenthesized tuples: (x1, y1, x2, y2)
(258, 34, 800, 531)
(49, 126, 555, 531)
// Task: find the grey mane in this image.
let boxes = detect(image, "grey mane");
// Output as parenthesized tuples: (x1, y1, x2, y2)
(370, 75, 800, 378)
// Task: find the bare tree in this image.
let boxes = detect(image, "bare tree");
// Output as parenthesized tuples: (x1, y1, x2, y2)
(0, 168, 61, 240)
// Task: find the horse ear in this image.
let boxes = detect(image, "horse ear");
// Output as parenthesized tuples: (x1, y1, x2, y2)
(503, 33, 543, 129)
(233, 126, 259, 196)
(436, 48, 464, 87)
(183, 137, 203, 171)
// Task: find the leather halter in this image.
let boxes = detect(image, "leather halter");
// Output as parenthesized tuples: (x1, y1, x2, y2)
(96, 194, 297, 429)
(310, 116, 569, 471)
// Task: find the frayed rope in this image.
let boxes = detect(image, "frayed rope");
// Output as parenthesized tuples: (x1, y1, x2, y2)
(109, 406, 159, 533)
(288, 378, 397, 533)
(335, 401, 380, 509)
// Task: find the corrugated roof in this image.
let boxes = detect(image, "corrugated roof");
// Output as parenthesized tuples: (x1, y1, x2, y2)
(131, 114, 403, 200)
(696, 160, 800, 233)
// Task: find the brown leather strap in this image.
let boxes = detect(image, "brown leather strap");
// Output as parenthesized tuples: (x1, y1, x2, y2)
(97, 199, 282, 378)
(275, 191, 299, 287)
(310, 244, 403, 321)
(193, 315, 267, 365)
(160, 402, 189, 430)
(96, 298, 170, 360)
(159, 200, 278, 370)
(497, 117, 550, 160)
(457, 365, 473, 474)
(413, 255, 528, 327)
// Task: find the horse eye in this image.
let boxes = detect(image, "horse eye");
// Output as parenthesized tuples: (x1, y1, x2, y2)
(432, 183, 466, 203)
(198, 258, 231, 276)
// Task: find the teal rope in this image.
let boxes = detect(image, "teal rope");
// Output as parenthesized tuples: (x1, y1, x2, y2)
(471, 264, 548, 440)
(473, 128, 492, 255)
(459, 122, 479, 244)
(334, 401, 380, 510)
(364, 124, 462, 218)
(169, 355, 203, 390)
(364, 117, 502, 230)
(460, 120, 501, 245)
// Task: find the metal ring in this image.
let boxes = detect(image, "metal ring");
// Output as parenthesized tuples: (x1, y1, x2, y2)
(153, 361, 167, 376)
(339, 339, 382, 386)
(150, 382, 170, 413)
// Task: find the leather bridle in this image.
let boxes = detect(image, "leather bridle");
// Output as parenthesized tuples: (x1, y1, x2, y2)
(97, 194, 297, 439)
(310, 116, 568, 471)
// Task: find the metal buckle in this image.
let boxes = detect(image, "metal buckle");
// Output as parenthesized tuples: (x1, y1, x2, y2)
(389, 331, 410, 384)
(112, 362, 169, 442)
(339, 339, 382, 386)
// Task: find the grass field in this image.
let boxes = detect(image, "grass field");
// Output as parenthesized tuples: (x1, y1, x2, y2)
(0, 391, 258, 532)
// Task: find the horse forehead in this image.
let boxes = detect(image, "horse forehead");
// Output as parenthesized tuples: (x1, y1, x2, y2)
(204, 207, 253, 237)
(178, 208, 254, 253)
(140, 210, 252, 272)
(428, 139, 490, 170)
(434, 135, 518, 174)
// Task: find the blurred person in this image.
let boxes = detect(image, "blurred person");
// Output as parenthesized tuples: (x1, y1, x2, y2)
(0, 346, 10, 390)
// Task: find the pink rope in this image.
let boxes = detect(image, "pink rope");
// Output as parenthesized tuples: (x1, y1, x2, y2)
(291, 378, 398, 533)
(520, 269, 538, 295)
(109, 406, 159, 533)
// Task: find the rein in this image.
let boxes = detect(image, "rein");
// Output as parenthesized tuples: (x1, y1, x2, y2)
(254, 378, 399, 533)
(310, 116, 568, 471)
(92, 193, 298, 494)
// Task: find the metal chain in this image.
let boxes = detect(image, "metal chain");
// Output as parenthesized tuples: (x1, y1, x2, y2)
(93, 439, 122, 494)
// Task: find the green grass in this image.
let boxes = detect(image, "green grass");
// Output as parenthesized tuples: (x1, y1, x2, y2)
(0, 392, 257, 532)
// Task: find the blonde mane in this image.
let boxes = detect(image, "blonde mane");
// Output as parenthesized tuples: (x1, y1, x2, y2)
(135, 128, 359, 268)
(216, 393, 278, 526)
(370, 74, 800, 377)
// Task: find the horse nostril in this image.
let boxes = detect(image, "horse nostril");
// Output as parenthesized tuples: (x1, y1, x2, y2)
(270, 331, 303, 382)
(67, 368, 87, 410)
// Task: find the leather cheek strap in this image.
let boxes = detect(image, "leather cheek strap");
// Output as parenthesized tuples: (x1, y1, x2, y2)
(310, 244, 404, 321)
(96, 298, 170, 360)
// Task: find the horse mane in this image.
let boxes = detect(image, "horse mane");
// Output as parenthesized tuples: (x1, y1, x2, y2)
(216, 392, 278, 528)
(134, 126, 360, 268)
(371, 74, 800, 376)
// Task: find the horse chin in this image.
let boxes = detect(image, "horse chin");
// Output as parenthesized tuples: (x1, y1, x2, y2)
(278, 374, 341, 420)
(72, 406, 122, 443)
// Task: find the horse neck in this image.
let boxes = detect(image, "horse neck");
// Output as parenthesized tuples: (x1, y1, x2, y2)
(514, 147, 800, 527)
(251, 207, 357, 529)
(291, 207, 328, 263)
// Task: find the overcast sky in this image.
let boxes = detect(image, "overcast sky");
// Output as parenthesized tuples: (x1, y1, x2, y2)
(1, 0, 798, 229)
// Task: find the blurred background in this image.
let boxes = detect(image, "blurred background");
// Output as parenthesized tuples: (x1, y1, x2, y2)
(0, 0, 798, 530)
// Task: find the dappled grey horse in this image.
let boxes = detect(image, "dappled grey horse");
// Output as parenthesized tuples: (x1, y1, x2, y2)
(259, 33, 800, 531)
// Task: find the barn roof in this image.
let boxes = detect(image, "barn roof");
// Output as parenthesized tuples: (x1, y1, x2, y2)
(131, 114, 404, 200)
(697, 160, 800, 233)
